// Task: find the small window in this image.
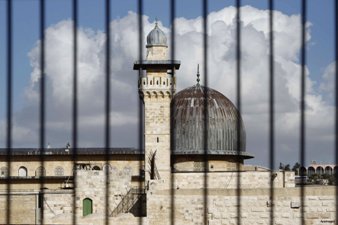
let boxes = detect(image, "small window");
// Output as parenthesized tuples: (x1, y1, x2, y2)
(193, 162, 203, 171)
(92, 166, 100, 170)
(143, 81, 145, 85)
(35, 166, 46, 177)
(103, 164, 112, 172)
(0, 167, 8, 177)
(163, 82, 165, 85)
(18, 166, 28, 177)
(150, 81, 152, 85)
(156, 81, 159, 85)
(55, 166, 64, 176)
(157, 137, 159, 143)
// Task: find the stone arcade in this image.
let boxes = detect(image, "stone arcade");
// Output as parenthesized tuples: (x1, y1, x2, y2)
(0, 23, 335, 225)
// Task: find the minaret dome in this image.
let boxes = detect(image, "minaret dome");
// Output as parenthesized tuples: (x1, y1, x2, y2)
(146, 22, 167, 47)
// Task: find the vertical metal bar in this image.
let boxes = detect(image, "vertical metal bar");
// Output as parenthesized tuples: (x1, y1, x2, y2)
(300, 1, 307, 225)
(137, 0, 144, 224)
(39, 0, 46, 224)
(104, 0, 111, 224)
(5, 0, 12, 224)
(170, 0, 176, 224)
(335, 0, 338, 223)
(235, 1, 242, 225)
(72, 0, 78, 224)
(202, 0, 208, 224)
(268, 1, 275, 224)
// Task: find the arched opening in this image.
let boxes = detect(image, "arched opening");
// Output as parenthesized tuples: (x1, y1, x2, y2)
(307, 167, 315, 176)
(325, 166, 332, 175)
(54, 166, 64, 176)
(92, 166, 100, 170)
(18, 166, 28, 177)
(299, 166, 307, 176)
(103, 164, 112, 172)
(0, 167, 8, 177)
(35, 167, 46, 177)
(83, 198, 93, 216)
(316, 166, 324, 176)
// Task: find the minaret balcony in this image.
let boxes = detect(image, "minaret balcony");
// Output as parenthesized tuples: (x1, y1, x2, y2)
(139, 76, 175, 91)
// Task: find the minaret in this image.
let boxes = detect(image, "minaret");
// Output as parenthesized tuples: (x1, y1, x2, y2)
(134, 22, 180, 183)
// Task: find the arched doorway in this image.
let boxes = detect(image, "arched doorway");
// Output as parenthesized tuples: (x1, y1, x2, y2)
(83, 198, 93, 216)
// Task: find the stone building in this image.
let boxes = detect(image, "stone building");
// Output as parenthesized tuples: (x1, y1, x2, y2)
(0, 23, 336, 225)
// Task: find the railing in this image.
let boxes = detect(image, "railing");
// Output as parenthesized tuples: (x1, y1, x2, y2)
(110, 187, 145, 217)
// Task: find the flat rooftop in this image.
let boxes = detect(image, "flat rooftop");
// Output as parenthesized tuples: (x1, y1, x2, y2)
(0, 148, 143, 156)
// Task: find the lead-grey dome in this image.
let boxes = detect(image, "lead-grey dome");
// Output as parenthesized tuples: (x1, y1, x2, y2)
(146, 23, 167, 47)
(172, 85, 250, 157)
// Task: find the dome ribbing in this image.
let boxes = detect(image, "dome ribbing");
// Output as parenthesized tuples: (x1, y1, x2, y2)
(146, 23, 167, 47)
(172, 85, 249, 157)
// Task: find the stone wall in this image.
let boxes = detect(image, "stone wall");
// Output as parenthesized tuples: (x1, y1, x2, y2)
(0, 191, 37, 224)
(0, 170, 335, 225)
(172, 171, 295, 189)
(147, 186, 336, 225)
(0, 156, 141, 190)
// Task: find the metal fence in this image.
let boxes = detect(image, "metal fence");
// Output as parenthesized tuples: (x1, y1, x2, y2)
(1, 0, 338, 225)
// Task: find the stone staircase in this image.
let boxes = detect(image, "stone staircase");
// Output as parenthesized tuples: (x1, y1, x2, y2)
(110, 187, 145, 217)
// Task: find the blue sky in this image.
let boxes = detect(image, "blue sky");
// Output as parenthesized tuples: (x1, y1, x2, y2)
(0, 0, 336, 166)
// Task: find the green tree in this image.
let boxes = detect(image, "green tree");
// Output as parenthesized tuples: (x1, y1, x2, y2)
(278, 162, 291, 171)
(292, 162, 301, 175)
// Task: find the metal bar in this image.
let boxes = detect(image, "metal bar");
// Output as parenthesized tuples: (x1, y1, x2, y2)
(300, 1, 307, 225)
(39, 0, 46, 224)
(268, 1, 275, 224)
(104, 0, 111, 224)
(335, 0, 338, 223)
(170, 0, 176, 224)
(137, 0, 144, 224)
(5, 0, 12, 224)
(235, 1, 242, 225)
(72, 0, 78, 224)
(202, 0, 209, 224)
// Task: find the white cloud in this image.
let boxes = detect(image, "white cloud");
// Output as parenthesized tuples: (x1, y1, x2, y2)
(0, 6, 335, 166)
(320, 61, 335, 100)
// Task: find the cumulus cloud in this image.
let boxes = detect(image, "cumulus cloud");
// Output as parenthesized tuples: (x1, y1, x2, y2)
(0, 6, 335, 166)
(320, 61, 335, 100)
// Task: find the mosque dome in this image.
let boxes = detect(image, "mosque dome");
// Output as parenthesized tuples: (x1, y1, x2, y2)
(172, 83, 251, 158)
(146, 22, 167, 47)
